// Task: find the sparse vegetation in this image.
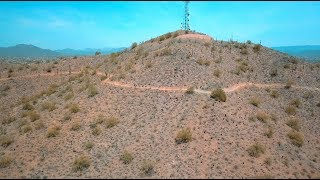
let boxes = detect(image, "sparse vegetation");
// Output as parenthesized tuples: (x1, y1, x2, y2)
(196, 59, 210, 66)
(286, 118, 300, 131)
(72, 155, 91, 172)
(213, 69, 221, 78)
(141, 160, 155, 176)
(46, 125, 61, 138)
(92, 127, 101, 136)
(287, 130, 304, 147)
(68, 103, 80, 113)
(2, 117, 16, 125)
(290, 98, 301, 108)
(253, 44, 262, 53)
(106, 117, 119, 128)
(41, 101, 57, 111)
(34, 120, 45, 130)
(185, 86, 194, 94)
(120, 151, 134, 164)
(247, 142, 265, 157)
(270, 90, 279, 98)
(20, 124, 32, 134)
(210, 88, 226, 102)
(269, 69, 277, 77)
(88, 84, 98, 97)
(250, 97, 261, 107)
(0, 155, 12, 168)
(64, 92, 74, 101)
(0, 135, 14, 147)
(264, 127, 274, 138)
(175, 128, 192, 144)
(256, 111, 268, 123)
(131, 42, 137, 49)
(27, 111, 40, 122)
(23, 102, 34, 110)
(71, 121, 82, 131)
(285, 105, 296, 115)
(284, 80, 293, 89)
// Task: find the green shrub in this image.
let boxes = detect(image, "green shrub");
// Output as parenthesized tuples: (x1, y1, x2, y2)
(287, 130, 304, 147)
(210, 88, 226, 102)
(175, 128, 192, 144)
(247, 142, 265, 157)
(120, 151, 134, 164)
(72, 155, 91, 172)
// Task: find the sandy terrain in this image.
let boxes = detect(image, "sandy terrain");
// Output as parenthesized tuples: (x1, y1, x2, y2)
(0, 30, 319, 179)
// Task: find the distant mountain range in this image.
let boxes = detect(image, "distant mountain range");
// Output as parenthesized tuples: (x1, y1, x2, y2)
(0, 44, 127, 58)
(271, 45, 320, 62)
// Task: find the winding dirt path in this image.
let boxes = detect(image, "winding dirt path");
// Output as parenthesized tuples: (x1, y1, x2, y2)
(1, 71, 319, 94)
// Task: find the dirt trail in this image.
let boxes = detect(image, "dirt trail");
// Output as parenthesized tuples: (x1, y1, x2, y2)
(1, 71, 319, 94)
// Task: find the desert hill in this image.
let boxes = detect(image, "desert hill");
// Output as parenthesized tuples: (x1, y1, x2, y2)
(0, 30, 319, 178)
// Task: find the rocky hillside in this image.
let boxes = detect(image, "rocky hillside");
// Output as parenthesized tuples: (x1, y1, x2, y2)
(0, 30, 319, 178)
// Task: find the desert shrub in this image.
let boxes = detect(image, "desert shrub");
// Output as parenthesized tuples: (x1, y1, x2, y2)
(141, 160, 155, 176)
(2, 117, 16, 125)
(285, 105, 296, 115)
(287, 130, 304, 147)
(159, 35, 165, 41)
(131, 42, 137, 49)
(63, 112, 72, 121)
(145, 61, 153, 69)
(95, 114, 106, 124)
(270, 90, 279, 98)
(27, 110, 40, 122)
(246, 40, 252, 44)
(250, 97, 261, 107)
(210, 88, 226, 102)
(286, 118, 300, 131)
(106, 117, 119, 128)
(46, 84, 58, 95)
(264, 157, 272, 166)
(240, 48, 248, 55)
(83, 141, 94, 150)
(46, 125, 60, 138)
(34, 120, 45, 130)
(172, 32, 179, 38)
(71, 121, 82, 131)
(175, 128, 192, 144)
(256, 111, 268, 123)
(69, 103, 80, 113)
(64, 92, 74, 101)
(247, 142, 265, 157)
(95, 51, 101, 56)
(23, 102, 34, 110)
(72, 155, 91, 172)
(120, 151, 134, 164)
(0, 155, 12, 168)
(290, 99, 301, 108)
(160, 48, 171, 56)
(302, 92, 313, 99)
(100, 75, 108, 81)
(253, 44, 262, 53)
(41, 101, 57, 111)
(88, 84, 98, 97)
(165, 32, 172, 39)
(196, 59, 210, 66)
(185, 86, 194, 94)
(269, 69, 277, 77)
(284, 80, 293, 89)
(214, 69, 221, 78)
(20, 125, 32, 134)
(0, 135, 14, 147)
(264, 127, 274, 138)
(92, 127, 101, 136)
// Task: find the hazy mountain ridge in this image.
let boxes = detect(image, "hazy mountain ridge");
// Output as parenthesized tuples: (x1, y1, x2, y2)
(272, 45, 320, 62)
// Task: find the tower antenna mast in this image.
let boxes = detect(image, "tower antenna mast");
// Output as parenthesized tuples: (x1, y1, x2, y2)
(181, 1, 190, 31)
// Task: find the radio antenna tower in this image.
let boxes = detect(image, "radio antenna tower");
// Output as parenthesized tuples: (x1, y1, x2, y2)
(181, 1, 190, 31)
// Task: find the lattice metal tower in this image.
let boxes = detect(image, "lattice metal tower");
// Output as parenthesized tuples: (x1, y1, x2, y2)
(181, 1, 190, 31)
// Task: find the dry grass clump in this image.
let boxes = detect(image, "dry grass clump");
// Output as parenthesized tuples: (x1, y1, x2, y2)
(120, 151, 134, 164)
(20, 124, 32, 134)
(247, 142, 266, 157)
(88, 84, 98, 97)
(72, 155, 91, 172)
(175, 128, 192, 144)
(290, 98, 301, 108)
(256, 111, 268, 123)
(23, 102, 34, 110)
(196, 59, 211, 66)
(63, 112, 72, 121)
(2, 117, 16, 125)
(269, 69, 278, 77)
(185, 86, 195, 94)
(0, 135, 14, 147)
(287, 130, 304, 147)
(46, 125, 61, 138)
(46, 84, 58, 96)
(214, 69, 221, 78)
(141, 160, 155, 176)
(250, 97, 261, 107)
(286, 118, 300, 131)
(0, 155, 12, 168)
(41, 101, 57, 111)
(284, 80, 294, 89)
(64, 92, 74, 101)
(285, 105, 296, 115)
(34, 120, 45, 130)
(28, 110, 40, 122)
(70, 121, 82, 131)
(210, 88, 227, 102)
(83, 141, 94, 150)
(253, 44, 262, 53)
(67, 103, 80, 113)
(270, 90, 279, 98)
(106, 117, 119, 128)
(92, 127, 101, 136)
(264, 127, 274, 138)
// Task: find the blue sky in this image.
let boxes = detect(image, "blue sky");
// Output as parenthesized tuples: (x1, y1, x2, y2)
(0, 1, 320, 50)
